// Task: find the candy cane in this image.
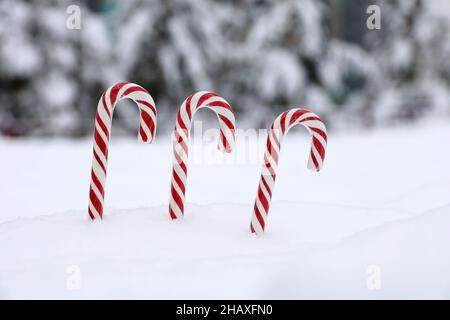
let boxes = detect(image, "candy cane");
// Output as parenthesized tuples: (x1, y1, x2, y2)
(88, 82, 157, 220)
(169, 91, 236, 219)
(250, 108, 327, 235)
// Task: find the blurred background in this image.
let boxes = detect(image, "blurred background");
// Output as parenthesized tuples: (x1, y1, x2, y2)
(0, 0, 449, 137)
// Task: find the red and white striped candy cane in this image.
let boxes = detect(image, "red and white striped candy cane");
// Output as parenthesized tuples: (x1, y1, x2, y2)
(250, 108, 327, 235)
(88, 82, 157, 220)
(169, 91, 236, 219)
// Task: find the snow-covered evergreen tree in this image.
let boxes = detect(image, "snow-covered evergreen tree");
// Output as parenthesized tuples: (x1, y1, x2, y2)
(0, 0, 449, 137)
(0, 0, 112, 136)
(368, 0, 450, 125)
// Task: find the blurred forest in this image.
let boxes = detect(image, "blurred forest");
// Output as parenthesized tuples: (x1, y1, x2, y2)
(0, 0, 449, 137)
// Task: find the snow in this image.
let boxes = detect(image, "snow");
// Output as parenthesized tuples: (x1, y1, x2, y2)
(258, 49, 305, 100)
(0, 122, 449, 299)
(426, 0, 450, 20)
(0, 35, 41, 77)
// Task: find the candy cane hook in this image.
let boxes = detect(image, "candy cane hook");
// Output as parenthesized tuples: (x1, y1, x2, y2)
(88, 82, 157, 220)
(169, 91, 236, 219)
(250, 108, 327, 235)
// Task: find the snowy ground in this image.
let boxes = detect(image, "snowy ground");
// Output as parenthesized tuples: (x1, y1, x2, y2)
(0, 121, 449, 299)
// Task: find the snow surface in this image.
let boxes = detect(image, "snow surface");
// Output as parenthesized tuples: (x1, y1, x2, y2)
(0, 122, 449, 299)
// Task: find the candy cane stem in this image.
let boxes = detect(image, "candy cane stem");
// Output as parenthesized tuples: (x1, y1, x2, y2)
(169, 91, 236, 220)
(88, 82, 157, 220)
(251, 108, 327, 235)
